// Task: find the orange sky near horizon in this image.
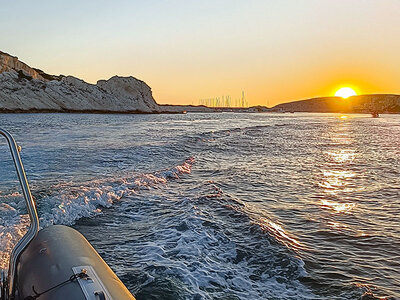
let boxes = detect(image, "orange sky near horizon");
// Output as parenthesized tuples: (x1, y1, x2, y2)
(2, 0, 400, 107)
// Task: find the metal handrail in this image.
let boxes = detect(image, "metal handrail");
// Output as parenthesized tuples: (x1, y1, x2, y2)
(0, 128, 39, 299)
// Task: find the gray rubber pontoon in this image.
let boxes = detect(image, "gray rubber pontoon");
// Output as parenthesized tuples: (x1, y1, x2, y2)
(0, 128, 135, 300)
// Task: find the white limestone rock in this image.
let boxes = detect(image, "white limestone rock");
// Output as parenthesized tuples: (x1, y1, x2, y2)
(0, 51, 161, 113)
(97, 76, 160, 112)
(0, 51, 47, 81)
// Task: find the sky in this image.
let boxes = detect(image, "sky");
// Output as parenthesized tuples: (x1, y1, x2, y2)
(1, 0, 400, 107)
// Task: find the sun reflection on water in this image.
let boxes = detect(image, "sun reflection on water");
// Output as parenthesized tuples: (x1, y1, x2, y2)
(326, 221, 349, 230)
(320, 200, 356, 213)
(318, 169, 356, 195)
(325, 149, 356, 163)
(316, 119, 359, 214)
(255, 217, 302, 252)
(322, 170, 355, 178)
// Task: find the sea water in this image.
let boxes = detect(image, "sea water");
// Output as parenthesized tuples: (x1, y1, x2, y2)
(0, 113, 399, 299)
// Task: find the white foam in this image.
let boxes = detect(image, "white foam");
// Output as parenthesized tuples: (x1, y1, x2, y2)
(0, 157, 195, 270)
(0, 202, 29, 269)
(111, 189, 316, 299)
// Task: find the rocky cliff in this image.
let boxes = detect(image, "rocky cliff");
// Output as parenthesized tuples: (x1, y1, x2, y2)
(0, 51, 161, 113)
(0, 51, 47, 81)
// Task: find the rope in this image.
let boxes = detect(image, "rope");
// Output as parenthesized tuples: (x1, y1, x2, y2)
(24, 272, 88, 300)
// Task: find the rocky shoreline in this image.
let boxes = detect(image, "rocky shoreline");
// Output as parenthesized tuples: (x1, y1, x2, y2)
(0, 108, 162, 114)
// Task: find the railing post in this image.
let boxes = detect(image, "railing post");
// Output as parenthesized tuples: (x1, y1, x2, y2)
(0, 128, 39, 299)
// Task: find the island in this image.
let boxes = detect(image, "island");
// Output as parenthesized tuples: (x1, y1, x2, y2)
(0, 50, 160, 113)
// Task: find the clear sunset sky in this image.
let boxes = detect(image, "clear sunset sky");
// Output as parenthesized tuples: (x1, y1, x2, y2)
(1, 0, 400, 106)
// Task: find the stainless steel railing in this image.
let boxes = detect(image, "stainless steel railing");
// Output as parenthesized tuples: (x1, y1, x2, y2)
(0, 128, 39, 299)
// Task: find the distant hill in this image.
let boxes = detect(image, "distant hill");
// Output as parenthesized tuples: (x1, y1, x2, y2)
(160, 104, 270, 113)
(271, 95, 400, 113)
(162, 95, 400, 114)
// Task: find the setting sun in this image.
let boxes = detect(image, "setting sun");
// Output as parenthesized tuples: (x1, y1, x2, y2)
(334, 87, 357, 99)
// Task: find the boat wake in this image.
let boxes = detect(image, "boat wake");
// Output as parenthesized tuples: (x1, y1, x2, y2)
(107, 180, 316, 299)
(0, 157, 195, 270)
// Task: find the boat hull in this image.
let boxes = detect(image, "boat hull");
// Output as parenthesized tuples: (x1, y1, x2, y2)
(15, 225, 135, 300)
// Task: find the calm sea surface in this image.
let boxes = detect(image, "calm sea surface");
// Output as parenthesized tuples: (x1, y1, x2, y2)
(0, 113, 399, 299)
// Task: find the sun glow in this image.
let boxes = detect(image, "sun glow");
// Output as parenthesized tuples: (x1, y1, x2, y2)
(334, 87, 357, 99)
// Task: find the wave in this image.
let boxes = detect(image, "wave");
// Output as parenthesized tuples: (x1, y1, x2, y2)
(0, 157, 195, 269)
(95, 180, 316, 299)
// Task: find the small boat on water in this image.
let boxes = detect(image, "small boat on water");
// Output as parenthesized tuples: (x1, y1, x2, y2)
(0, 128, 135, 300)
(371, 112, 379, 118)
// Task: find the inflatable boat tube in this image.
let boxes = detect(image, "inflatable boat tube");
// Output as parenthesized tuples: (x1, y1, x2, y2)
(15, 225, 135, 300)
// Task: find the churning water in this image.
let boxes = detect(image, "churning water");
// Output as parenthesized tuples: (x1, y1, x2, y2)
(0, 113, 399, 299)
